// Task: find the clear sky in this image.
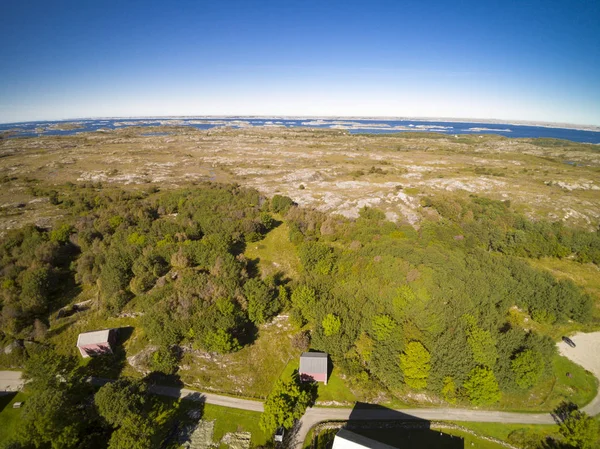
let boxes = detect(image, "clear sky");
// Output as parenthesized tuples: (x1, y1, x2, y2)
(1, 0, 599, 125)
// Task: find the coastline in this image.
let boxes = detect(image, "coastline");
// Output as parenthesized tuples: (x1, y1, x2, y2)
(1, 116, 600, 133)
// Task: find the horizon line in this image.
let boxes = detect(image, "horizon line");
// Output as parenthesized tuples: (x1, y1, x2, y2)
(1, 115, 599, 132)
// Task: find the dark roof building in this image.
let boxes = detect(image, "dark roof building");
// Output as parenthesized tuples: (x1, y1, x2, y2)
(299, 351, 328, 384)
(332, 429, 397, 449)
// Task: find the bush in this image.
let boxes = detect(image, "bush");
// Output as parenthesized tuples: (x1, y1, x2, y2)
(271, 195, 294, 214)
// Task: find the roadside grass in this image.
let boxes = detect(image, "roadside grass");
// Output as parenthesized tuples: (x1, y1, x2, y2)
(244, 221, 301, 280)
(160, 398, 269, 448)
(498, 354, 598, 412)
(450, 421, 560, 447)
(179, 315, 299, 399)
(428, 426, 513, 449)
(0, 392, 29, 445)
(546, 355, 598, 408)
(316, 368, 358, 405)
(202, 403, 269, 447)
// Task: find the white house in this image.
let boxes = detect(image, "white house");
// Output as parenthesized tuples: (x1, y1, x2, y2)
(332, 429, 397, 449)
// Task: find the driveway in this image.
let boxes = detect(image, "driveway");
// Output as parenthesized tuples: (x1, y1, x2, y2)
(0, 371, 24, 393)
(557, 331, 600, 416)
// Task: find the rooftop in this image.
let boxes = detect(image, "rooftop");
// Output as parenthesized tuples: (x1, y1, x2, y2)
(299, 351, 328, 374)
(77, 329, 112, 347)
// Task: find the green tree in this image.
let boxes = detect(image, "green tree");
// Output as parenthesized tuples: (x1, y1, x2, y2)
(298, 241, 334, 275)
(95, 379, 148, 426)
(245, 278, 278, 324)
(271, 195, 294, 214)
(19, 266, 52, 314)
(399, 341, 431, 390)
(95, 379, 161, 449)
(259, 376, 311, 434)
(16, 388, 82, 449)
(203, 329, 240, 353)
(106, 415, 155, 449)
(463, 366, 501, 405)
(558, 409, 599, 449)
(322, 314, 341, 337)
(24, 351, 79, 392)
(151, 347, 179, 375)
(49, 224, 73, 244)
(99, 250, 133, 310)
(511, 349, 544, 389)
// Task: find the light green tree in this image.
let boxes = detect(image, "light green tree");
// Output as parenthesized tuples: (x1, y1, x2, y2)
(463, 366, 501, 405)
(203, 329, 240, 353)
(399, 341, 431, 389)
(392, 284, 417, 315)
(371, 315, 396, 341)
(559, 409, 599, 449)
(354, 332, 374, 363)
(442, 376, 457, 404)
(290, 285, 318, 323)
(511, 349, 544, 389)
(322, 314, 341, 336)
(464, 315, 498, 368)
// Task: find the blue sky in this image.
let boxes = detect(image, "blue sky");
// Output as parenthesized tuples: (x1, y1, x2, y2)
(1, 0, 599, 125)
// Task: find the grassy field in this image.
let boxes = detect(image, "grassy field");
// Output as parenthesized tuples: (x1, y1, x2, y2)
(316, 367, 358, 405)
(244, 220, 302, 280)
(498, 354, 597, 412)
(0, 392, 29, 445)
(202, 403, 269, 447)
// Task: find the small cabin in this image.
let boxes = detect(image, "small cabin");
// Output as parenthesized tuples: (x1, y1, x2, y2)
(76, 329, 116, 358)
(299, 352, 328, 384)
(332, 429, 397, 449)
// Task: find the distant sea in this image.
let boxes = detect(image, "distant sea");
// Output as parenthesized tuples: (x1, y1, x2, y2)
(1, 117, 600, 144)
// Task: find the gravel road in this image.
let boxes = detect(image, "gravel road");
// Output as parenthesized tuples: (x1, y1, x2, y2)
(3, 332, 600, 448)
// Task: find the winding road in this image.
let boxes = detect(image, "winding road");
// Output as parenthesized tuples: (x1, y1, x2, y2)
(2, 332, 599, 448)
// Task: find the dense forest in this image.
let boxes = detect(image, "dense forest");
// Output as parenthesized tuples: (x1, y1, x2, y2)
(0, 181, 598, 448)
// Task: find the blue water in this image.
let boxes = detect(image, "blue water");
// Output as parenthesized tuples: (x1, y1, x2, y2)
(1, 117, 599, 144)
